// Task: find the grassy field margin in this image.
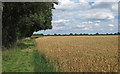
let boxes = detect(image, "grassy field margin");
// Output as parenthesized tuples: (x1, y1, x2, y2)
(2, 37, 56, 72)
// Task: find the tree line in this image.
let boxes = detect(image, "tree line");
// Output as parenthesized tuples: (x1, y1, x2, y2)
(33, 32, 120, 36)
(2, 2, 57, 48)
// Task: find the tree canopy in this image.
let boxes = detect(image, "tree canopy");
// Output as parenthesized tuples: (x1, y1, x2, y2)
(2, 2, 57, 48)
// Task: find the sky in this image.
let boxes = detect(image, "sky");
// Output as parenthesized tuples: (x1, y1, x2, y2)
(34, 0, 119, 35)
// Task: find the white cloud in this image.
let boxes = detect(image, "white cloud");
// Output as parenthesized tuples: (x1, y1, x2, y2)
(109, 24, 114, 27)
(110, 28, 113, 31)
(53, 26, 63, 30)
(100, 28, 104, 31)
(92, 2, 113, 8)
(112, 3, 118, 11)
(54, 9, 114, 21)
(51, 0, 118, 33)
(79, 0, 119, 2)
(54, 0, 91, 10)
(91, 1, 118, 16)
(95, 20, 101, 23)
(82, 22, 88, 24)
(34, 0, 118, 34)
(53, 19, 69, 23)
(82, 27, 89, 30)
(76, 25, 85, 27)
(54, 0, 117, 22)
(95, 23, 100, 26)
(88, 21, 93, 24)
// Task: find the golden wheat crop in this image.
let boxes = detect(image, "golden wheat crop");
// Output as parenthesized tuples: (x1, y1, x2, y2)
(35, 36, 118, 72)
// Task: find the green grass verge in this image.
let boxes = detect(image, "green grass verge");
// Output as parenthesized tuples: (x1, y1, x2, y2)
(33, 50, 56, 72)
(2, 38, 56, 72)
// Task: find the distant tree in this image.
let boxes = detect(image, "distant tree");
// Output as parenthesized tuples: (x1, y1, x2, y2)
(65, 34, 67, 36)
(83, 33, 85, 35)
(62, 34, 66, 36)
(85, 33, 88, 35)
(109, 33, 113, 35)
(90, 34, 93, 35)
(47, 34, 51, 36)
(58, 34, 61, 36)
(114, 33, 117, 35)
(74, 33, 78, 36)
(54, 33, 57, 36)
(118, 32, 120, 35)
(82, 33, 88, 35)
(106, 33, 109, 35)
(69, 33, 73, 36)
(96, 33, 99, 35)
(40, 34, 44, 36)
(79, 33, 83, 35)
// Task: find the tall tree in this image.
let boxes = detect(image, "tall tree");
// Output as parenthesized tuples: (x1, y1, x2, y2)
(2, 2, 57, 48)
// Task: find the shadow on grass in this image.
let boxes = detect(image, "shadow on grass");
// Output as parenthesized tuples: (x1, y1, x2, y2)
(16, 43, 34, 49)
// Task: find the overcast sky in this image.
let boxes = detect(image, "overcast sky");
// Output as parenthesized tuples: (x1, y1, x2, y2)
(34, 0, 119, 35)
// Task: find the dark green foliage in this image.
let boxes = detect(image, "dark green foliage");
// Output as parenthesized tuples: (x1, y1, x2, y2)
(54, 33, 57, 36)
(58, 34, 61, 36)
(33, 34, 44, 36)
(117, 32, 120, 35)
(69, 33, 73, 36)
(63, 34, 67, 36)
(96, 33, 99, 35)
(2, 2, 57, 48)
(33, 32, 120, 36)
(106, 33, 109, 35)
(79, 33, 83, 35)
(74, 33, 78, 36)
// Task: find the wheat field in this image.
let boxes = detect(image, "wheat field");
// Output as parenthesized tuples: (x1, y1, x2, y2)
(35, 36, 118, 72)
